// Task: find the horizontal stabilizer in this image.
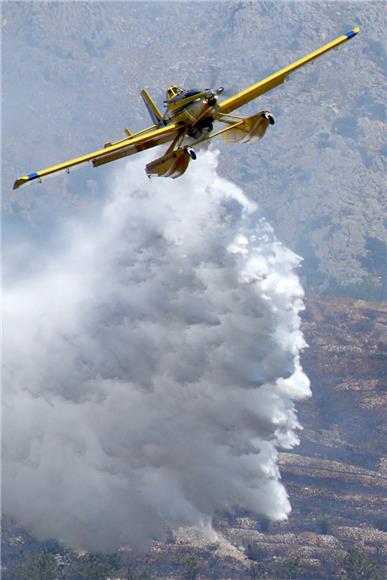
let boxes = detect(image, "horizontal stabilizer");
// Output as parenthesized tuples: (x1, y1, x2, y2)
(104, 129, 133, 148)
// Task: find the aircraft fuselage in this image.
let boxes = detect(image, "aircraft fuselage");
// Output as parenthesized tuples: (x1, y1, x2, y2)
(164, 87, 217, 138)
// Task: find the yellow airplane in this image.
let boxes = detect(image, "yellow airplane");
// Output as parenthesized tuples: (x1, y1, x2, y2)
(13, 27, 360, 190)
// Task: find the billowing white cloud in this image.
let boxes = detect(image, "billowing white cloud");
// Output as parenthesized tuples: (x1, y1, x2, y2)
(3, 150, 310, 552)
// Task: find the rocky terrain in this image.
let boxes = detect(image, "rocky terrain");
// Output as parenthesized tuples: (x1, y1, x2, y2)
(2, 296, 385, 578)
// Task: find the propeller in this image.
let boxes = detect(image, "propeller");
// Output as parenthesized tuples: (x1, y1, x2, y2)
(167, 63, 237, 105)
(200, 63, 236, 99)
(204, 86, 225, 99)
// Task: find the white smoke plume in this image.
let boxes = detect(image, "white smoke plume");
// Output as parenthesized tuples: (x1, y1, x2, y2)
(2, 150, 310, 552)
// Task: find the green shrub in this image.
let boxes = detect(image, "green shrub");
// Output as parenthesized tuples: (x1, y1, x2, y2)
(246, 542, 266, 562)
(6, 549, 58, 580)
(342, 548, 382, 580)
(185, 555, 200, 579)
(317, 518, 330, 535)
(281, 556, 303, 579)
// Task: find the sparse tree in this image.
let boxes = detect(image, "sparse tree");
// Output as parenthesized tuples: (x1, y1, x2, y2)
(246, 542, 266, 562)
(127, 568, 152, 580)
(281, 556, 303, 579)
(317, 518, 330, 535)
(342, 548, 382, 580)
(7, 549, 58, 580)
(374, 517, 387, 532)
(259, 517, 271, 533)
(68, 552, 121, 579)
(185, 555, 200, 579)
(250, 560, 266, 578)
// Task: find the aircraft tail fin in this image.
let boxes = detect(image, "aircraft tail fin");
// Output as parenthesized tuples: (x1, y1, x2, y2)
(141, 89, 163, 126)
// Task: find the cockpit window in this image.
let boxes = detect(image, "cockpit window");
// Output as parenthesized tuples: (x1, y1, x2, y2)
(170, 89, 201, 103)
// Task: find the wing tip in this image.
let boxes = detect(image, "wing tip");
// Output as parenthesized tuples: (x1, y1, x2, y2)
(13, 176, 28, 190)
(346, 26, 360, 39)
(13, 173, 39, 190)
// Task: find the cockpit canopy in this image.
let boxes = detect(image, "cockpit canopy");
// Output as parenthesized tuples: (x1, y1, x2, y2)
(166, 86, 202, 103)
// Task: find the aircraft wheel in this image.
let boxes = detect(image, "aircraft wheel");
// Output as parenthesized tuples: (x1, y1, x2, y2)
(263, 111, 275, 125)
(186, 147, 197, 160)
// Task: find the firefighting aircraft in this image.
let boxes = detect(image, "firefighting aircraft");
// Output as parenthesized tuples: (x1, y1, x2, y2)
(13, 27, 359, 189)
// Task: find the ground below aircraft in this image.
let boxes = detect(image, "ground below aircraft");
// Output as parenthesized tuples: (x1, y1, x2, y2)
(13, 27, 360, 189)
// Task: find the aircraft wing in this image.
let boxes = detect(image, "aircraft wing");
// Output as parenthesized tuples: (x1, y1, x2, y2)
(13, 123, 181, 189)
(217, 27, 360, 115)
